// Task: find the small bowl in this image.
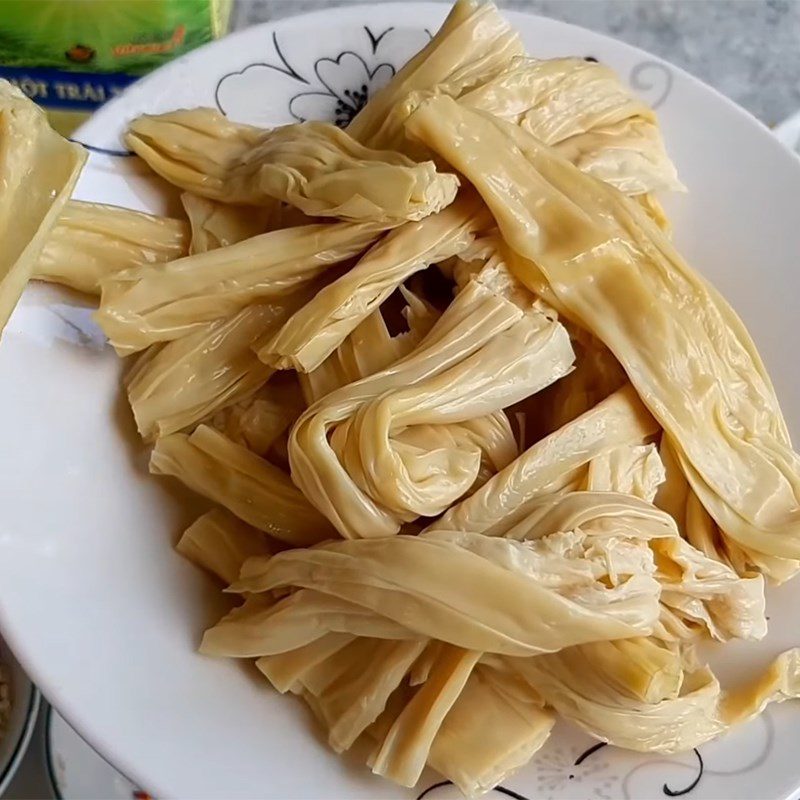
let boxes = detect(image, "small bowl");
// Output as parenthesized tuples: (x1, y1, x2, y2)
(0, 638, 41, 796)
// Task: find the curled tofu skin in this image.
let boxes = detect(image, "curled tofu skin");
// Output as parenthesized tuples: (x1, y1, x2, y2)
(407, 96, 800, 580)
(127, 109, 458, 225)
(347, 0, 524, 151)
(509, 642, 725, 753)
(210, 380, 303, 457)
(459, 56, 684, 195)
(496, 442, 766, 755)
(36, 201, 189, 295)
(176, 508, 276, 586)
(227, 516, 665, 656)
(259, 191, 491, 373)
(429, 384, 659, 537)
(95, 221, 378, 354)
(289, 279, 574, 538)
(180, 192, 276, 254)
(126, 302, 286, 439)
(0, 81, 86, 333)
(5, 0, 797, 793)
(299, 286, 440, 405)
(151, 425, 333, 546)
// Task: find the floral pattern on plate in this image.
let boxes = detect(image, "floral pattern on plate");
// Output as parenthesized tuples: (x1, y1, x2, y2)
(215, 25, 432, 128)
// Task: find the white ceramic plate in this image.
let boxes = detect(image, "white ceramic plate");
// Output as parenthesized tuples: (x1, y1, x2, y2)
(0, 4, 799, 799)
(774, 109, 800, 155)
(45, 705, 146, 800)
(0, 639, 40, 796)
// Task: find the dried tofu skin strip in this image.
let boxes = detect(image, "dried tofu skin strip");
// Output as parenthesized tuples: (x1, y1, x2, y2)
(510, 641, 725, 753)
(454, 240, 627, 445)
(36, 201, 188, 295)
(96, 221, 378, 354)
(524, 327, 627, 444)
(585, 443, 665, 504)
(656, 436, 800, 584)
(344, 414, 517, 518)
(614, 452, 764, 639)
(125, 107, 264, 187)
(229, 519, 666, 656)
(202, 588, 419, 658)
(370, 645, 480, 787)
(459, 56, 683, 195)
(151, 424, 333, 546)
(506, 442, 766, 755)
(556, 117, 683, 196)
(348, 0, 523, 150)
(583, 441, 767, 641)
(409, 642, 443, 687)
(722, 648, 800, 726)
(428, 665, 554, 798)
(299, 287, 440, 405)
(407, 96, 800, 579)
(0, 81, 86, 332)
(451, 231, 537, 310)
(176, 508, 275, 585)
(460, 57, 649, 140)
(256, 632, 355, 694)
(210, 385, 301, 457)
(428, 384, 658, 537)
(259, 192, 489, 373)
(127, 303, 285, 439)
(442, 490, 678, 544)
(127, 109, 458, 224)
(653, 537, 767, 642)
(181, 192, 275, 254)
(289, 280, 573, 538)
(300, 637, 427, 753)
(433, 412, 519, 490)
(636, 191, 671, 232)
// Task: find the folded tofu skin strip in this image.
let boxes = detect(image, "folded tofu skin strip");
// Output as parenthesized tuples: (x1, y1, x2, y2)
(2, 0, 799, 795)
(0, 83, 86, 329)
(405, 95, 800, 580)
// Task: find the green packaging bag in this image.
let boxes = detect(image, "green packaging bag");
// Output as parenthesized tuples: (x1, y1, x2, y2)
(0, 0, 232, 134)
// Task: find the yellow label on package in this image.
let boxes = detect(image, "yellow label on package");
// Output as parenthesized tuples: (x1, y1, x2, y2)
(0, 0, 232, 133)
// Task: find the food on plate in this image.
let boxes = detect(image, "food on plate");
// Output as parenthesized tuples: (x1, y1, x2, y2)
(180, 193, 275, 255)
(405, 94, 800, 580)
(95, 220, 379, 354)
(36, 201, 189, 295)
(0, 81, 85, 334)
(297, 286, 440, 404)
(458, 56, 684, 196)
(176, 508, 276, 585)
(151, 425, 333, 546)
(346, 0, 524, 151)
(1, 0, 799, 794)
(125, 303, 283, 439)
(126, 109, 459, 224)
(259, 191, 491, 373)
(288, 279, 573, 538)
